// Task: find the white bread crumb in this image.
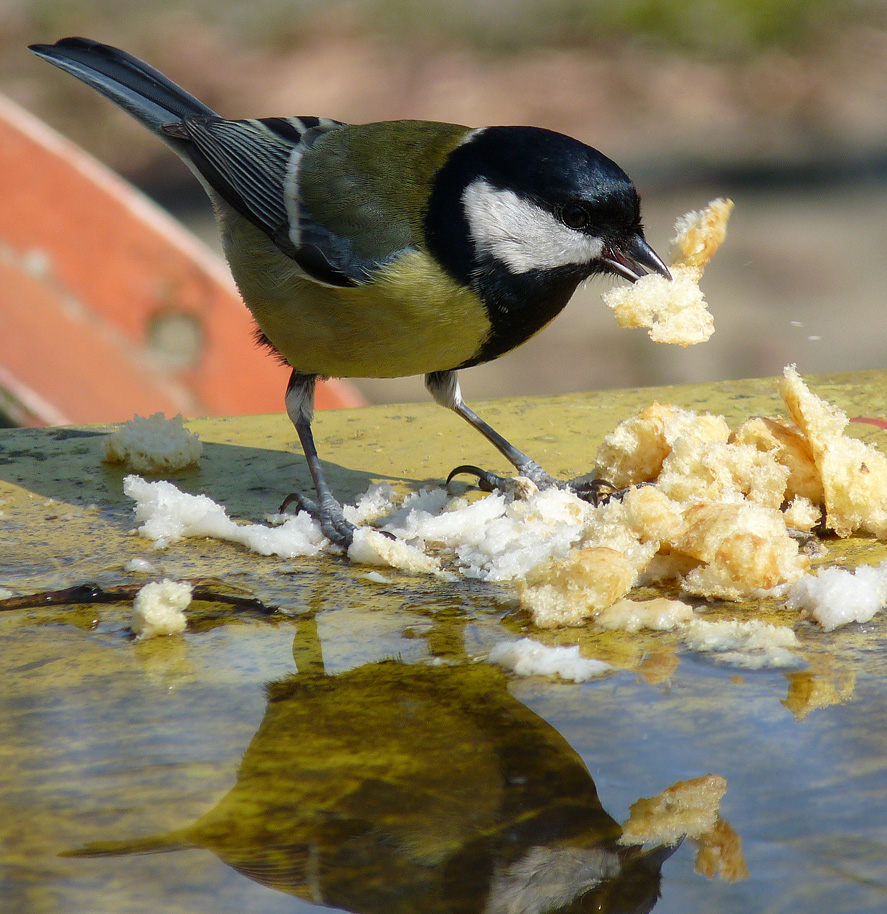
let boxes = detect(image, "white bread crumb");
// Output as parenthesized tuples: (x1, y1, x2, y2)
(131, 579, 192, 639)
(104, 413, 201, 474)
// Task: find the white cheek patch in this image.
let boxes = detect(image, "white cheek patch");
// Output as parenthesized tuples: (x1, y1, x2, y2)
(462, 178, 604, 274)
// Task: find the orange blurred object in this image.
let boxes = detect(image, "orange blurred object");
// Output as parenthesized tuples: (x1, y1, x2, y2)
(0, 95, 365, 427)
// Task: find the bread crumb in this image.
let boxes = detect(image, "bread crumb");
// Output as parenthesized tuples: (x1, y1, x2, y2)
(579, 497, 661, 571)
(658, 436, 788, 509)
(488, 638, 612, 681)
(603, 198, 732, 346)
(131, 579, 192, 639)
(124, 475, 327, 556)
(673, 502, 808, 600)
(363, 571, 393, 584)
(348, 527, 444, 576)
(124, 558, 161, 575)
(606, 270, 715, 345)
(596, 597, 695, 633)
(781, 365, 887, 537)
(729, 416, 822, 504)
(785, 560, 887, 630)
(782, 496, 822, 532)
(620, 774, 727, 846)
(594, 403, 698, 488)
(670, 199, 734, 272)
(104, 413, 201, 474)
(517, 546, 636, 628)
(682, 619, 800, 668)
(620, 484, 688, 544)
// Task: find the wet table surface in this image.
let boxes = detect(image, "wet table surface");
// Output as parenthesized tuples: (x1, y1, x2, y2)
(2, 372, 887, 914)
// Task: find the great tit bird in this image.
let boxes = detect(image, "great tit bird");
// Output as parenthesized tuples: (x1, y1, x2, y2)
(30, 37, 671, 547)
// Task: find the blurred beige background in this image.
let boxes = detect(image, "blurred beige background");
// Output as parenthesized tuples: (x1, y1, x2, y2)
(4, 0, 886, 406)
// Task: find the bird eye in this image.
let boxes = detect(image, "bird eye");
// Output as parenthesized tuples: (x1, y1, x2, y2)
(559, 203, 590, 230)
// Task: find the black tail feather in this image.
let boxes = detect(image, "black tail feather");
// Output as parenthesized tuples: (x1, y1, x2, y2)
(29, 37, 216, 132)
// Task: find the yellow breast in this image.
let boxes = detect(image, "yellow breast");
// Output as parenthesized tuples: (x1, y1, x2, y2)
(220, 213, 491, 379)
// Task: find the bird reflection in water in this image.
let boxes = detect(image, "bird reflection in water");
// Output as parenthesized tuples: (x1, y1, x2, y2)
(68, 660, 684, 914)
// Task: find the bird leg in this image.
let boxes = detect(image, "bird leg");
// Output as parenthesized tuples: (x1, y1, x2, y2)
(426, 369, 549, 478)
(426, 370, 622, 507)
(281, 370, 356, 547)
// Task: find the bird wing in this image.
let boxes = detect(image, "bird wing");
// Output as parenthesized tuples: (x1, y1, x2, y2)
(162, 115, 417, 287)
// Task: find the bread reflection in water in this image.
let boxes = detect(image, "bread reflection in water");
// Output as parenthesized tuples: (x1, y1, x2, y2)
(69, 661, 698, 914)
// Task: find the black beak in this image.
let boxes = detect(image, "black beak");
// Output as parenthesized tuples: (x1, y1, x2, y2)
(618, 836, 685, 875)
(603, 235, 672, 283)
(637, 837, 684, 870)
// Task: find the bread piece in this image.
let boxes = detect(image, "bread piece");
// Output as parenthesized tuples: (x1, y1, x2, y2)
(517, 546, 636, 628)
(670, 198, 734, 272)
(603, 198, 733, 345)
(104, 412, 201, 473)
(729, 416, 823, 504)
(595, 597, 695, 632)
(780, 365, 887, 537)
(693, 817, 750, 882)
(658, 438, 789, 509)
(620, 774, 727, 846)
(594, 403, 726, 489)
(674, 501, 809, 599)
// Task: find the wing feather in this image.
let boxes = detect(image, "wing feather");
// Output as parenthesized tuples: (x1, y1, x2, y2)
(162, 116, 466, 288)
(164, 115, 368, 285)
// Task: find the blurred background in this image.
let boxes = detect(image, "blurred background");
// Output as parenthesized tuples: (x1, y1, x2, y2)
(2, 0, 886, 410)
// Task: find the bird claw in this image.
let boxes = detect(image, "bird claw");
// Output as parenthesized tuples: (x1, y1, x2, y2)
(446, 465, 541, 499)
(279, 491, 356, 548)
(279, 491, 317, 515)
(279, 491, 399, 547)
(447, 465, 511, 493)
(447, 464, 638, 507)
(568, 477, 642, 506)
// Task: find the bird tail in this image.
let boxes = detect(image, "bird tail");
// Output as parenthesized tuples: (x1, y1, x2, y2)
(29, 37, 217, 134)
(60, 830, 190, 858)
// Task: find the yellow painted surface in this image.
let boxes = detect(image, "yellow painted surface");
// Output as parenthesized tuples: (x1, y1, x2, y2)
(3, 369, 887, 597)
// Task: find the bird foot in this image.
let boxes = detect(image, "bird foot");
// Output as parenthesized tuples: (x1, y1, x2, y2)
(446, 465, 635, 507)
(569, 477, 644, 505)
(446, 465, 540, 498)
(279, 492, 399, 548)
(279, 491, 356, 548)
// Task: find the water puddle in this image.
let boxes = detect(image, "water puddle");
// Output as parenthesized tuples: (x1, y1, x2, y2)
(2, 598, 885, 913)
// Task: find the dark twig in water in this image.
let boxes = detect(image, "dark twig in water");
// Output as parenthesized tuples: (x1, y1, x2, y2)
(0, 581, 277, 614)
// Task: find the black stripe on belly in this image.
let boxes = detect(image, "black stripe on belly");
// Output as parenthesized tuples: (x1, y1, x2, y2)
(459, 262, 587, 368)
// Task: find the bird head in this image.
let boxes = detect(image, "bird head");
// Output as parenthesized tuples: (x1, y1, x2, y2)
(426, 125, 670, 290)
(424, 125, 669, 365)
